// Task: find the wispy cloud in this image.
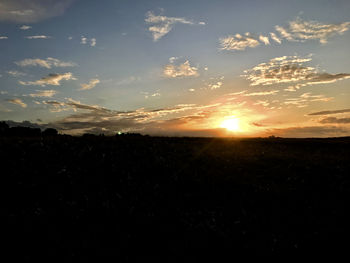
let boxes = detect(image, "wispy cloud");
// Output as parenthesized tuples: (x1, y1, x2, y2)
(19, 72, 76, 86)
(0, 0, 74, 23)
(29, 90, 57, 98)
(0, 36, 8, 39)
(7, 70, 26, 77)
(244, 90, 279, 96)
(208, 81, 223, 90)
(7, 98, 27, 108)
(41, 98, 222, 134)
(269, 32, 281, 44)
(163, 60, 199, 78)
(81, 36, 87, 44)
(283, 92, 333, 108)
(243, 55, 350, 87)
(145, 11, 201, 41)
(269, 125, 350, 138)
(90, 38, 96, 47)
(219, 17, 350, 52)
(308, 109, 350, 116)
(25, 35, 51, 39)
(79, 79, 100, 90)
(319, 117, 350, 124)
(15, 57, 76, 68)
(259, 35, 270, 45)
(220, 33, 260, 51)
(275, 17, 350, 44)
(19, 25, 31, 30)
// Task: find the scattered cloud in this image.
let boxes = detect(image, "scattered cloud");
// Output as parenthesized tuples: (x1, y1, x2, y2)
(81, 36, 87, 44)
(15, 57, 76, 68)
(243, 55, 350, 87)
(19, 72, 75, 86)
(320, 117, 350, 124)
(79, 79, 100, 90)
(81, 36, 96, 47)
(29, 90, 57, 98)
(308, 109, 350, 116)
(208, 81, 223, 90)
(7, 70, 26, 77)
(144, 92, 161, 99)
(0, 36, 8, 39)
(90, 38, 96, 47)
(25, 35, 51, 39)
(220, 33, 260, 51)
(0, 0, 74, 23)
(259, 35, 270, 45)
(163, 60, 199, 78)
(145, 11, 198, 41)
(7, 98, 27, 108)
(19, 25, 31, 30)
(169, 56, 179, 63)
(219, 17, 350, 53)
(199, 21, 206, 25)
(270, 32, 281, 44)
(275, 17, 350, 44)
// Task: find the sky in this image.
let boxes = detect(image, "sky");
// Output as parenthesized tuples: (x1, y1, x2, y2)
(0, 0, 350, 137)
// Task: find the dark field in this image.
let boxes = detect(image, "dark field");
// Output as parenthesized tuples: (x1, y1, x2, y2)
(3, 135, 350, 259)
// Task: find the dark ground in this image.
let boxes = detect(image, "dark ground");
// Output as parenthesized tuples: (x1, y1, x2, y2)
(3, 134, 350, 259)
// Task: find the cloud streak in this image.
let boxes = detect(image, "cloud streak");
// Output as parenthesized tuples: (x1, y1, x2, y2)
(7, 98, 27, 108)
(19, 72, 75, 86)
(19, 25, 31, 30)
(7, 70, 26, 77)
(15, 57, 76, 68)
(41, 98, 221, 135)
(25, 35, 51, 39)
(308, 109, 350, 116)
(29, 90, 57, 98)
(320, 117, 350, 124)
(79, 79, 100, 90)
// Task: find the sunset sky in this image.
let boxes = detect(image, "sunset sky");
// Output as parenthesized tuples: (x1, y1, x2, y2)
(0, 0, 350, 137)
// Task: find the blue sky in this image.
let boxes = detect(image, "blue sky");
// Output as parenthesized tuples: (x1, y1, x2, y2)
(0, 0, 350, 137)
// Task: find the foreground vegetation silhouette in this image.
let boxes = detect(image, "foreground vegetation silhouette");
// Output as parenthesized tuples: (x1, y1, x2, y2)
(2, 121, 350, 259)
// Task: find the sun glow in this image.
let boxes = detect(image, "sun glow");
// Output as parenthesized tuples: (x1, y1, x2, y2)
(220, 117, 240, 132)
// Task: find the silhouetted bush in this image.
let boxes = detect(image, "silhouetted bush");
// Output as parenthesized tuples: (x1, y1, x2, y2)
(8, 126, 41, 137)
(0, 121, 9, 135)
(42, 128, 58, 136)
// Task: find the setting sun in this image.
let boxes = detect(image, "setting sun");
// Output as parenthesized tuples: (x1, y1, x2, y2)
(220, 117, 240, 132)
